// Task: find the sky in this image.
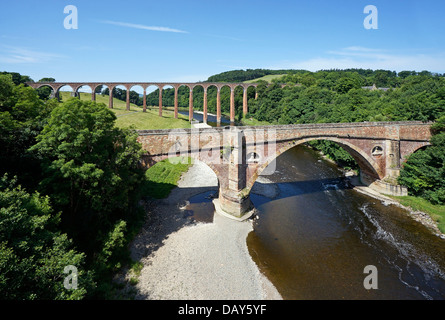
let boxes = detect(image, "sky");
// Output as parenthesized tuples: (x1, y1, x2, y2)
(1, 0, 445, 91)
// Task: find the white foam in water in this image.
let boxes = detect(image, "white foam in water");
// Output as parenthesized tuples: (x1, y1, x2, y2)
(381, 200, 391, 207)
(359, 203, 445, 299)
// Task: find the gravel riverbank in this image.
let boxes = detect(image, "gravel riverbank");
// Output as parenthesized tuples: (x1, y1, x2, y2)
(120, 161, 282, 300)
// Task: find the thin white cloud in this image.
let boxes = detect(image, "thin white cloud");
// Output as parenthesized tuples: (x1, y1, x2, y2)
(270, 47, 445, 73)
(0, 45, 65, 64)
(342, 46, 384, 53)
(100, 20, 188, 34)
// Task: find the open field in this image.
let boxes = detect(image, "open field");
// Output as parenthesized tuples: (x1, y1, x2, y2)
(58, 91, 191, 130)
(244, 74, 286, 84)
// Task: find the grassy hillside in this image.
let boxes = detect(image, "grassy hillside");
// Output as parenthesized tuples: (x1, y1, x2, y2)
(244, 74, 286, 84)
(58, 91, 191, 130)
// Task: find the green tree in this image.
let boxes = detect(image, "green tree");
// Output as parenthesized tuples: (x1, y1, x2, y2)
(0, 175, 94, 299)
(398, 116, 445, 204)
(335, 77, 360, 94)
(0, 76, 57, 188)
(29, 99, 145, 254)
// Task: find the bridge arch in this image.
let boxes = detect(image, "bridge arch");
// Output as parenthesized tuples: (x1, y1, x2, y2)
(206, 84, 218, 114)
(127, 84, 144, 110)
(75, 84, 93, 100)
(97, 84, 113, 107)
(34, 83, 56, 100)
(56, 84, 75, 101)
(142, 155, 221, 194)
(246, 136, 382, 192)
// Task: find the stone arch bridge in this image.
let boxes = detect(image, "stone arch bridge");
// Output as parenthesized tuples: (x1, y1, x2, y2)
(137, 121, 432, 220)
(26, 81, 260, 125)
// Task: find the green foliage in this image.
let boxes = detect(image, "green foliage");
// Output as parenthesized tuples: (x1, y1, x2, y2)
(0, 175, 95, 299)
(206, 69, 301, 83)
(0, 75, 57, 188)
(0, 71, 32, 86)
(94, 220, 127, 275)
(29, 99, 145, 256)
(0, 72, 152, 300)
(398, 116, 445, 205)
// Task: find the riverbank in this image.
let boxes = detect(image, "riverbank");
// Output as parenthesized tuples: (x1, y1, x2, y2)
(311, 144, 445, 240)
(347, 174, 445, 240)
(117, 161, 282, 300)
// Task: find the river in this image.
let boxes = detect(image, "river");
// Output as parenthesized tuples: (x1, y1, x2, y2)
(186, 144, 445, 300)
(177, 110, 232, 126)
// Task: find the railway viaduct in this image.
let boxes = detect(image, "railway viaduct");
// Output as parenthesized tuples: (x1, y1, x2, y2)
(26, 81, 259, 125)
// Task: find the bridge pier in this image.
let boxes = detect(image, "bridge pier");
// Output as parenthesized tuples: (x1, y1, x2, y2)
(216, 88, 221, 125)
(174, 87, 179, 119)
(213, 190, 254, 221)
(189, 88, 193, 122)
(213, 127, 255, 220)
(230, 88, 235, 124)
(203, 87, 208, 124)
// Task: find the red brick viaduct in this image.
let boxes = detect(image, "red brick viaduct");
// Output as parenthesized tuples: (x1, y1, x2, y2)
(27, 81, 259, 125)
(27, 82, 432, 220)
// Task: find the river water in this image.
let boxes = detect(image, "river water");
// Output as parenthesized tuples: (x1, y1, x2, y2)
(177, 110, 232, 126)
(187, 144, 445, 300)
